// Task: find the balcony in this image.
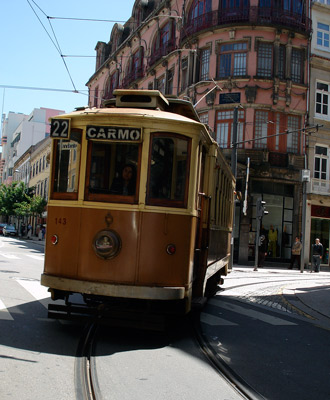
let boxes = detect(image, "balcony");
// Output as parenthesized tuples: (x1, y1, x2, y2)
(122, 66, 145, 88)
(310, 178, 330, 195)
(181, 6, 311, 41)
(148, 39, 177, 68)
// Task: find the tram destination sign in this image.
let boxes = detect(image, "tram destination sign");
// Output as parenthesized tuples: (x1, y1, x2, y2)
(86, 125, 141, 141)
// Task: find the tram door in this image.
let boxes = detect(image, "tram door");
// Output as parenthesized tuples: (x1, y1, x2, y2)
(193, 146, 209, 296)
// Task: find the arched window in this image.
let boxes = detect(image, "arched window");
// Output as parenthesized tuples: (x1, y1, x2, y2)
(149, 21, 176, 66)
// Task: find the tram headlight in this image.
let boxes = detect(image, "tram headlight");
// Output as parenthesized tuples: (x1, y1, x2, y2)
(51, 234, 58, 245)
(166, 244, 176, 255)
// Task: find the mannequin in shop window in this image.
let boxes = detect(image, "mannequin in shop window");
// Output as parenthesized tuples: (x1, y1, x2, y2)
(268, 225, 277, 257)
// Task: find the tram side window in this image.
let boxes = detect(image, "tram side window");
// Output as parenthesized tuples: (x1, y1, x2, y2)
(86, 142, 139, 200)
(147, 133, 191, 207)
(52, 130, 81, 198)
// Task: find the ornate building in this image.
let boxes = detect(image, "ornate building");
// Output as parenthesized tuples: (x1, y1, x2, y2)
(87, 0, 311, 264)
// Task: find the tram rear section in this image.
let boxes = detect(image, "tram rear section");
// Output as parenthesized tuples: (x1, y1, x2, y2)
(41, 90, 235, 316)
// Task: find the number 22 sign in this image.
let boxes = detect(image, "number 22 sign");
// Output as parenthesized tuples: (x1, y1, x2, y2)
(50, 119, 70, 138)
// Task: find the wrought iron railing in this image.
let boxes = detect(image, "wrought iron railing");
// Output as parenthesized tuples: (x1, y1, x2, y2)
(122, 66, 145, 88)
(148, 39, 177, 67)
(181, 6, 311, 41)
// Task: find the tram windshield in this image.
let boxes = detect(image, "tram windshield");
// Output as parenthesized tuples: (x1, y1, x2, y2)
(86, 142, 139, 201)
(147, 133, 191, 207)
(52, 130, 81, 199)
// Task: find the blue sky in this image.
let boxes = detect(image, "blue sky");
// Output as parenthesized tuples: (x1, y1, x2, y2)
(0, 0, 135, 123)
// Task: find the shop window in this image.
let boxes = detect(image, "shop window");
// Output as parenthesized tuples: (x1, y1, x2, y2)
(217, 42, 247, 78)
(215, 110, 245, 148)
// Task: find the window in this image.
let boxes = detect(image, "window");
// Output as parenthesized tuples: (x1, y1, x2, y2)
(200, 48, 210, 81)
(317, 22, 330, 51)
(86, 142, 140, 202)
(291, 48, 304, 84)
(166, 69, 174, 95)
(278, 45, 286, 80)
(147, 133, 191, 207)
(104, 71, 119, 100)
(316, 81, 330, 119)
(189, 0, 212, 20)
(287, 115, 300, 152)
(254, 111, 302, 153)
(156, 75, 165, 94)
(52, 130, 81, 199)
(149, 21, 176, 66)
(215, 110, 245, 148)
(123, 47, 144, 87)
(92, 86, 99, 108)
(257, 43, 273, 78)
(314, 146, 328, 180)
(181, 58, 188, 91)
(199, 112, 209, 125)
(218, 42, 247, 78)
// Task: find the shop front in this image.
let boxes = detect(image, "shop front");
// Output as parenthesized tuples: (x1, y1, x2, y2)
(246, 181, 298, 264)
(310, 205, 330, 265)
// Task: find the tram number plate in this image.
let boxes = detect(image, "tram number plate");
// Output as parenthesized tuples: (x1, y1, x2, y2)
(50, 119, 70, 138)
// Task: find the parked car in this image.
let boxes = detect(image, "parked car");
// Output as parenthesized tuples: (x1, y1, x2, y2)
(0, 223, 6, 235)
(3, 225, 17, 236)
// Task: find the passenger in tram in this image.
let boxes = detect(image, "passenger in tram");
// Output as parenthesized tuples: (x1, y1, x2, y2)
(110, 164, 136, 196)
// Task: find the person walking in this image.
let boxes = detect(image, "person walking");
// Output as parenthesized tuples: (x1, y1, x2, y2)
(256, 235, 268, 270)
(289, 236, 302, 269)
(312, 238, 323, 273)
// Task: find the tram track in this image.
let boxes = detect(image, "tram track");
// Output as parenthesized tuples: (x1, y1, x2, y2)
(192, 313, 265, 400)
(75, 323, 101, 400)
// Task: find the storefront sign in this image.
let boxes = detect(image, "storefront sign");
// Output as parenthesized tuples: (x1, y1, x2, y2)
(311, 205, 330, 218)
(86, 126, 141, 141)
(219, 93, 241, 104)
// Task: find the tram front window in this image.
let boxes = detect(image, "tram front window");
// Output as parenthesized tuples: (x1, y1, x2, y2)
(52, 130, 81, 198)
(147, 133, 191, 207)
(86, 142, 139, 201)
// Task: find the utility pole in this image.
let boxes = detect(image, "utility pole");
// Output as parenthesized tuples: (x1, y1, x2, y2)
(230, 107, 238, 269)
(254, 198, 269, 270)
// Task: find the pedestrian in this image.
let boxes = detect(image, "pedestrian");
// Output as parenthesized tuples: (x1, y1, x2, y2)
(42, 225, 46, 240)
(255, 235, 268, 271)
(311, 238, 323, 273)
(38, 226, 43, 241)
(289, 236, 302, 269)
(27, 224, 32, 239)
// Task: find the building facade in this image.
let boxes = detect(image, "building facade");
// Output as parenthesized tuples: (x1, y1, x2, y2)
(1, 107, 64, 186)
(86, 0, 312, 264)
(305, 0, 330, 266)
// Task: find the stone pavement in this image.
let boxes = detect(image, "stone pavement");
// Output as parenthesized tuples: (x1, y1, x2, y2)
(230, 264, 330, 326)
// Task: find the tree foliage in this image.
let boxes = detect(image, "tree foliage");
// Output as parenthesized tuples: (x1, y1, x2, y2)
(0, 182, 45, 220)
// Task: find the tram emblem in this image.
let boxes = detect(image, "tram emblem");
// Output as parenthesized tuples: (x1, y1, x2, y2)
(92, 229, 122, 260)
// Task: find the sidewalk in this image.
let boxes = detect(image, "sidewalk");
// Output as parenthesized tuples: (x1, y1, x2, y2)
(232, 263, 330, 323)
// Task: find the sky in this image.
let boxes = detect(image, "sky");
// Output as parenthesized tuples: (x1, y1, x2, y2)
(0, 0, 135, 128)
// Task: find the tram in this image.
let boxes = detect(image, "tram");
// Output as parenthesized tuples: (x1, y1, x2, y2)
(41, 89, 235, 315)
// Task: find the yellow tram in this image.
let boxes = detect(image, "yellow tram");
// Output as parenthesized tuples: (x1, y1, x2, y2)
(41, 90, 235, 315)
